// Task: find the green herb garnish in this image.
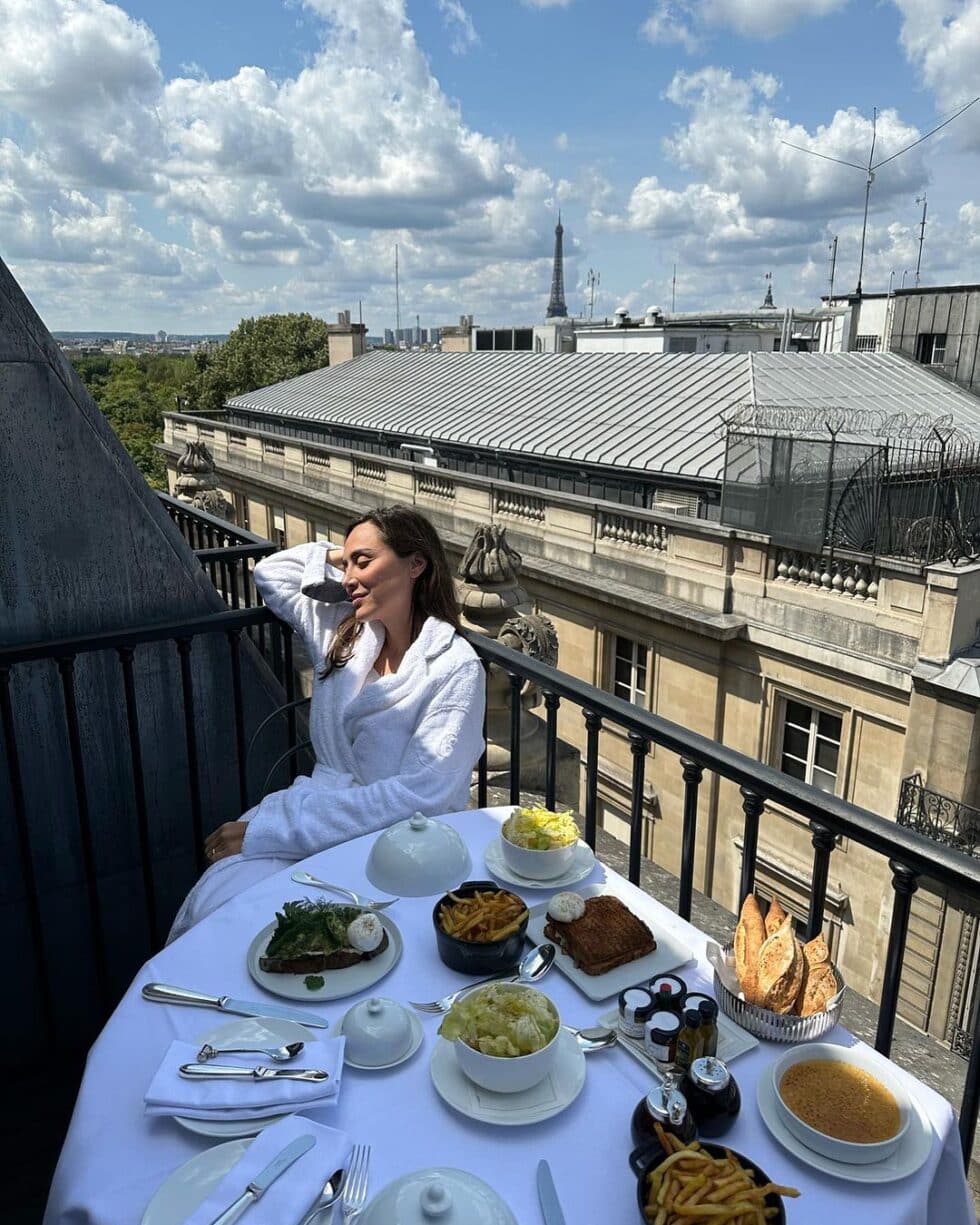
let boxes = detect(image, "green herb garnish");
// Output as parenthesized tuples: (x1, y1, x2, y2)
(265, 899, 363, 960)
(304, 974, 325, 991)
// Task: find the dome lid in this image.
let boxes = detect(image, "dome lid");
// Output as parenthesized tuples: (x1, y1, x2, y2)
(365, 812, 472, 897)
(359, 1168, 517, 1225)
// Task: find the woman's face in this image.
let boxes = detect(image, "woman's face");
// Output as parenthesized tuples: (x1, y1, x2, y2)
(340, 522, 424, 626)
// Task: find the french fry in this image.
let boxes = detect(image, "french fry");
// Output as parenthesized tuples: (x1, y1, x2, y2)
(438, 890, 528, 942)
(642, 1139, 800, 1225)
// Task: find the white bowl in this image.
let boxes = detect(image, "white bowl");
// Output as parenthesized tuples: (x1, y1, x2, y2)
(770, 1042, 911, 1165)
(365, 812, 472, 897)
(499, 832, 578, 881)
(452, 986, 560, 1093)
(341, 996, 414, 1067)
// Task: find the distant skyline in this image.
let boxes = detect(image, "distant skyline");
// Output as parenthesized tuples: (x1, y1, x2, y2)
(1, 0, 979, 333)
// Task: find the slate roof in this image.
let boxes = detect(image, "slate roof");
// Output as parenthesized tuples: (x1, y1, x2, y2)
(226, 350, 980, 482)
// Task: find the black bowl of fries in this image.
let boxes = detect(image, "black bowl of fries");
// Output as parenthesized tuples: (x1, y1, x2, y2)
(433, 880, 530, 975)
(629, 1125, 798, 1225)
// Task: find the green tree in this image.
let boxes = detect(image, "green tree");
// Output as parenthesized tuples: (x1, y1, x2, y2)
(188, 313, 330, 413)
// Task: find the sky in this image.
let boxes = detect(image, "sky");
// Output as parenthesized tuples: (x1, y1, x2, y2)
(1, 0, 979, 335)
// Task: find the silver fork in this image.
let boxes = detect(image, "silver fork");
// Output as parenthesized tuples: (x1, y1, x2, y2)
(291, 871, 399, 910)
(298, 1165, 345, 1225)
(409, 970, 517, 1015)
(341, 1144, 370, 1223)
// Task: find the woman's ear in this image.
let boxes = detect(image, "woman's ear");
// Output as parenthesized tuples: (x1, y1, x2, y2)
(409, 553, 428, 579)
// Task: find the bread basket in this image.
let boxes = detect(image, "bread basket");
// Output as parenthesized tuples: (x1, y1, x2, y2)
(712, 943, 845, 1042)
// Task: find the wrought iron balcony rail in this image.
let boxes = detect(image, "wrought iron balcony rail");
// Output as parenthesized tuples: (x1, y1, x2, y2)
(898, 773, 980, 858)
(5, 498, 980, 1168)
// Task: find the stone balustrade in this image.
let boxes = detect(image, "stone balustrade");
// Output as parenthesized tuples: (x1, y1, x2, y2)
(304, 446, 331, 468)
(416, 471, 456, 501)
(772, 549, 880, 602)
(495, 490, 545, 522)
(598, 511, 669, 553)
(353, 457, 386, 484)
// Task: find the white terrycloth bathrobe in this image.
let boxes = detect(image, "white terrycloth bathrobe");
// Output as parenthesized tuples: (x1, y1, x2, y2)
(168, 541, 486, 941)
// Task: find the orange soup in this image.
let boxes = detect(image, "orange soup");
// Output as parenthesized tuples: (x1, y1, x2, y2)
(779, 1060, 900, 1143)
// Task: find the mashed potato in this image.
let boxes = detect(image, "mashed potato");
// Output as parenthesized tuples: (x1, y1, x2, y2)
(502, 806, 578, 850)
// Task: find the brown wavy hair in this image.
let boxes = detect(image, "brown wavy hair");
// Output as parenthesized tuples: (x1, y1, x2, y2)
(320, 505, 461, 677)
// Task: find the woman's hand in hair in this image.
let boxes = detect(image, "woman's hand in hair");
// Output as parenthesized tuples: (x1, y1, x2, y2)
(204, 821, 247, 864)
(326, 546, 344, 569)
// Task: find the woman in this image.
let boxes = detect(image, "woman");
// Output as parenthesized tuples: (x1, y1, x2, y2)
(168, 505, 486, 941)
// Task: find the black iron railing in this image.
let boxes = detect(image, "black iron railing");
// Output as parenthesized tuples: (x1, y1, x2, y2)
(898, 772, 980, 858)
(6, 497, 980, 1167)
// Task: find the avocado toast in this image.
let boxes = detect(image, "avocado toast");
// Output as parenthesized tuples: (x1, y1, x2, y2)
(259, 898, 389, 974)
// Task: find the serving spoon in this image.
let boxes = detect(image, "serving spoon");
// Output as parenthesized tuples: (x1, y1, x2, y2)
(566, 1025, 618, 1053)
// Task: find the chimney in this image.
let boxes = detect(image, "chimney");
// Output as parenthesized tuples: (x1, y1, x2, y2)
(326, 308, 367, 365)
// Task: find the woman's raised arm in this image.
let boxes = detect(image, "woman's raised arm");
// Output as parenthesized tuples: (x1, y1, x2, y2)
(253, 541, 351, 657)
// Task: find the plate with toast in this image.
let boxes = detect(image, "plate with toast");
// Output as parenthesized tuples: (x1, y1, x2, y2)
(525, 884, 694, 1001)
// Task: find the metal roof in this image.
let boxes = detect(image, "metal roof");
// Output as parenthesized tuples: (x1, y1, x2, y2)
(225, 350, 980, 482)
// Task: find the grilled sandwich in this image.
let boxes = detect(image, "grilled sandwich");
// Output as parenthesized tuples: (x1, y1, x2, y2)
(543, 895, 656, 976)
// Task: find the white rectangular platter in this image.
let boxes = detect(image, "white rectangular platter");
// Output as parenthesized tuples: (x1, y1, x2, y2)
(597, 1005, 758, 1078)
(526, 883, 695, 1002)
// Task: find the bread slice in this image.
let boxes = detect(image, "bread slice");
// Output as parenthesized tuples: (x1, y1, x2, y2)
(802, 933, 831, 969)
(543, 895, 655, 976)
(258, 899, 389, 974)
(758, 916, 804, 1014)
(798, 962, 838, 1017)
(734, 894, 766, 1005)
(765, 896, 789, 937)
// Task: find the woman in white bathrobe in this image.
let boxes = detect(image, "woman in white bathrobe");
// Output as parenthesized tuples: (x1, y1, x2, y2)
(168, 506, 486, 941)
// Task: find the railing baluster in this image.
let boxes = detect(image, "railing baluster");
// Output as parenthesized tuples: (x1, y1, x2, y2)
(627, 733, 650, 885)
(226, 630, 248, 811)
(118, 647, 159, 950)
(583, 709, 602, 849)
(679, 758, 704, 921)
(283, 627, 298, 782)
(509, 672, 522, 806)
(544, 691, 559, 811)
(739, 787, 763, 903)
(176, 638, 205, 872)
(229, 560, 241, 610)
(477, 659, 489, 808)
(959, 996, 980, 1164)
(0, 665, 57, 1042)
(57, 655, 110, 1007)
(807, 822, 836, 941)
(875, 860, 919, 1057)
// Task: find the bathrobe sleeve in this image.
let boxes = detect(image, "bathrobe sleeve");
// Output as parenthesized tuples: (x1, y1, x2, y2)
(253, 542, 351, 658)
(240, 660, 486, 859)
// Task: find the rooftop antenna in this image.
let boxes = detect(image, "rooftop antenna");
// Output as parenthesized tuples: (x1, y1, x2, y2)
(394, 244, 401, 337)
(671, 263, 677, 313)
(828, 236, 838, 303)
(915, 194, 928, 287)
(587, 267, 600, 320)
(780, 95, 979, 295)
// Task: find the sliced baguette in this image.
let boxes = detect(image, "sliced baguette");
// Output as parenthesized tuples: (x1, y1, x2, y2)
(734, 894, 766, 1005)
(758, 916, 804, 1014)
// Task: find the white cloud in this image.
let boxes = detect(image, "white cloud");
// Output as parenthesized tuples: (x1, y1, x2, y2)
(892, 1, 980, 151)
(641, 3, 701, 52)
(641, 0, 849, 51)
(555, 132, 569, 151)
(520, 0, 575, 7)
(437, 0, 478, 53)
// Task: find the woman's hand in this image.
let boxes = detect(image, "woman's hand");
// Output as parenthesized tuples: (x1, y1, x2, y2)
(204, 821, 247, 864)
(327, 546, 344, 569)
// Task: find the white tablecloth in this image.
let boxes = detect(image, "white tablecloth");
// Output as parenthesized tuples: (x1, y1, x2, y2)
(45, 807, 975, 1224)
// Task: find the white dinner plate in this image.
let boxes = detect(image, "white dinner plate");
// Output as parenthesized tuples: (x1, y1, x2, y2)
(597, 1002, 757, 1075)
(174, 1016, 314, 1139)
(335, 1006, 425, 1071)
(756, 1067, 934, 1183)
(246, 913, 403, 1002)
(484, 836, 597, 890)
(525, 884, 695, 1002)
(141, 1138, 251, 1224)
(429, 1028, 586, 1126)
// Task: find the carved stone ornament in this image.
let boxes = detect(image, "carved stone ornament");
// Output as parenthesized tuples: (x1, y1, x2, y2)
(499, 612, 559, 668)
(174, 440, 228, 518)
(457, 523, 522, 584)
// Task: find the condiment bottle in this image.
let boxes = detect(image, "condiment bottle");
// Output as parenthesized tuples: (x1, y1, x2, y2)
(675, 1007, 704, 1072)
(680, 991, 713, 1015)
(697, 998, 719, 1057)
(681, 1057, 741, 1137)
(648, 974, 687, 1014)
(643, 1009, 681, 1070)
(618, 987, 656, 1039)
(631, 1084, 697, 1152)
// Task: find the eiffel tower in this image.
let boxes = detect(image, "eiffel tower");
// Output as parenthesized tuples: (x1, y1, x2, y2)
(546, 212, 568, 318)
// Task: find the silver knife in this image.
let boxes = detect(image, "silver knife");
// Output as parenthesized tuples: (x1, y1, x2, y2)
(141, 982, 330, 1028)
(180, 1062, 329, 1082)
(536, 1159, 567, 1225)
(209, 1133, 316, 1225)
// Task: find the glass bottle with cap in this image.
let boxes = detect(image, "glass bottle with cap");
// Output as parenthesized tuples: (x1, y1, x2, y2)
(631, 1083, 697, 1153)
(681, 1057, 741, 1138)
(697, 998, 719, 1057)
(675, 1007, 704, 1072)
(648, 973, 687, 1015)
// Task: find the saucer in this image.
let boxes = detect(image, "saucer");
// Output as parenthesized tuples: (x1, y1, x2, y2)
(429, 1028, 585, 1126)
(142, 1139, 251, 1224)
(484, 837, 597, 890)
(175, 1017, 313, 1139)
(756, 1068, 933, 1183)
(336, 1006, 425, 1071)
(247, 913, 403, 1001)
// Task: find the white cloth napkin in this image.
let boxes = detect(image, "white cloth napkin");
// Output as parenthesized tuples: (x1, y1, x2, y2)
(144, 1037, 345, 1120)
(182, 1114, 352, 1225)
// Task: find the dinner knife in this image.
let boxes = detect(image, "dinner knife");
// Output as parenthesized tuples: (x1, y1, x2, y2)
(141, 982, 330, 1028)
(209, 1133, 316, 1225)
(180, 1062, 330, 1082)
(536, 1159, 567, 1225)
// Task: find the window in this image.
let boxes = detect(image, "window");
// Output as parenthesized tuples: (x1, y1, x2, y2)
(853, 335, 879, 352)
(667, 336, 697, 354)
(311, 521, 331, 543)
(916, 333, 947, 366)
(612, 635, 648, 707)
(268, 505, 286, 549)
(232, 491, 249, 532)
(778, 699, 842, 793)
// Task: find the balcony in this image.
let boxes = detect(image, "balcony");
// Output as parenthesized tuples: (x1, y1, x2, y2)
(9, 496, 980, 1215)
(898, 774, 980, 858)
